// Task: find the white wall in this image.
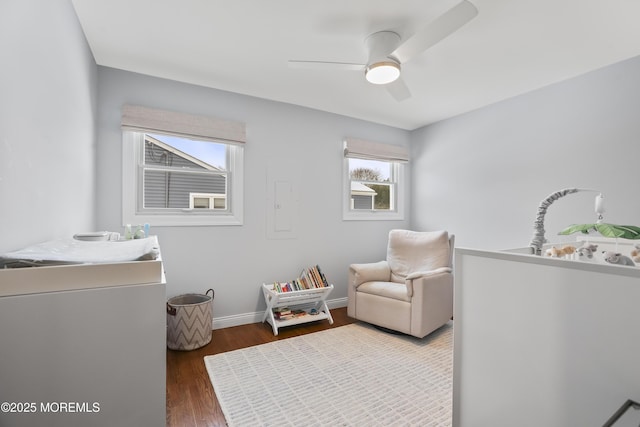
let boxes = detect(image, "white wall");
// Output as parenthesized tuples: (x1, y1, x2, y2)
(411, 55, 640, 251)
(0, 0, 97, 253)
(95, 67, 411, 321)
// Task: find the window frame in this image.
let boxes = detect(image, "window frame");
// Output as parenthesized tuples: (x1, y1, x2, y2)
(343, 156, 406, 221)
(122, 131, 244, 226)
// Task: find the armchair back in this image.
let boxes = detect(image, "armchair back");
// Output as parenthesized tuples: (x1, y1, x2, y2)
(387, 230, 452, 282)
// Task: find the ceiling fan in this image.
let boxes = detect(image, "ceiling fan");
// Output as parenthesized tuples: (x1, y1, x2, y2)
(288, 0, 478, 101)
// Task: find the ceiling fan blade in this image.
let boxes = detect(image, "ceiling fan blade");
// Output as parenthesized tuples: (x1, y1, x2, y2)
(391, 0, 478, 64)
(386, 77, 411, 102)
(288, 60, 365, 71)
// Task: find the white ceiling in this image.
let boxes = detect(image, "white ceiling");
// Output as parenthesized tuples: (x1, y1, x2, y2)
(71, 0, 640, 131)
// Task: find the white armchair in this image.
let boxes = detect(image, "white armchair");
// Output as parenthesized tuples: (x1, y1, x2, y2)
(347, 229, 454, 338)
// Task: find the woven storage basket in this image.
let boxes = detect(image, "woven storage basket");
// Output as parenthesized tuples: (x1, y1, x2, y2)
(166, 289, 214, 351)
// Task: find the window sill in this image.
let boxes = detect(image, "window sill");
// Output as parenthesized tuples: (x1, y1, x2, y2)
(342, 210, 404, 221)
(122, 212, 243, 227)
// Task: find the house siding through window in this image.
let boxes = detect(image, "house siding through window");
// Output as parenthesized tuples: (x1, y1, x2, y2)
(143, 142, 226, 209)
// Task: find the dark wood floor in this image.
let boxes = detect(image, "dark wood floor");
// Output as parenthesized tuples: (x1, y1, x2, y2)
(166, 307, 357, 427)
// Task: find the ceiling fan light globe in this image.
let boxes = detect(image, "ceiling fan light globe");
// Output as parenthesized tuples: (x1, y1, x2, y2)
(365, 61, 400, 85)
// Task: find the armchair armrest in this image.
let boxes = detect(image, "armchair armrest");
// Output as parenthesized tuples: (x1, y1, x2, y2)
(405, 267, 452, 298)
(405, 267, 452, 280)
(349, 261, 391, 288)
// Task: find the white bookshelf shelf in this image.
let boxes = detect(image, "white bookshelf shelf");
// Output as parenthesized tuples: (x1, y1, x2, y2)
(261, 283, 334, 335)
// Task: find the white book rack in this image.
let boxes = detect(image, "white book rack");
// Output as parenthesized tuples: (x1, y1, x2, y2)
(261, 283, 334, 335)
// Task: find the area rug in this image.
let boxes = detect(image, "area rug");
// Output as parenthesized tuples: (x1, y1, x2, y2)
(204, 322, 453, 426)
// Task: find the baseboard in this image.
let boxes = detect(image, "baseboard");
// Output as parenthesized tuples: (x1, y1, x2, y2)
(212, 297, 348, 330)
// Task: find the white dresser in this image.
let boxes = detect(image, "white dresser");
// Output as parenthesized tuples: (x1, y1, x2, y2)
(0, 237, 166, 427)
(453, 242, 640, 427)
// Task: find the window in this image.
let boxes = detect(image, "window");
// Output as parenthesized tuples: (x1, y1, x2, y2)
(122, 105, 245, 226)
(343, 138, 407, 221)
(190, 193, 226, 210)
(349, 158, 395, 210)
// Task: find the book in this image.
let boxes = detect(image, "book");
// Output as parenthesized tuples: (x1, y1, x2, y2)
(271, 265, 331, 293)
(274, 308, 306, 320)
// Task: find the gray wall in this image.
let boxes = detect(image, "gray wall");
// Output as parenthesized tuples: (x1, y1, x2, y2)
(96, 67, 411, 319)
(411, 55, 640, 251)
(0, 0, 97, 253)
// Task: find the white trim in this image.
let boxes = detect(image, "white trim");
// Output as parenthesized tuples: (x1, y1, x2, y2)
(212, 297, 348, 330)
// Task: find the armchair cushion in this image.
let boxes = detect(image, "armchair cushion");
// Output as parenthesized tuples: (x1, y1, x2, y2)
(357, 281, 411, 302)
(388, 230, 450, 282)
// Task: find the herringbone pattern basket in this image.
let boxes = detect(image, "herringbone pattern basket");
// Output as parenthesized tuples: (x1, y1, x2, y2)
(166, 289, 214, 351)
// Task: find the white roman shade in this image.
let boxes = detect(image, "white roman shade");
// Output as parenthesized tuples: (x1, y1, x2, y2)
(344, 137, 409, 162)
(121, 104, 246, 145)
